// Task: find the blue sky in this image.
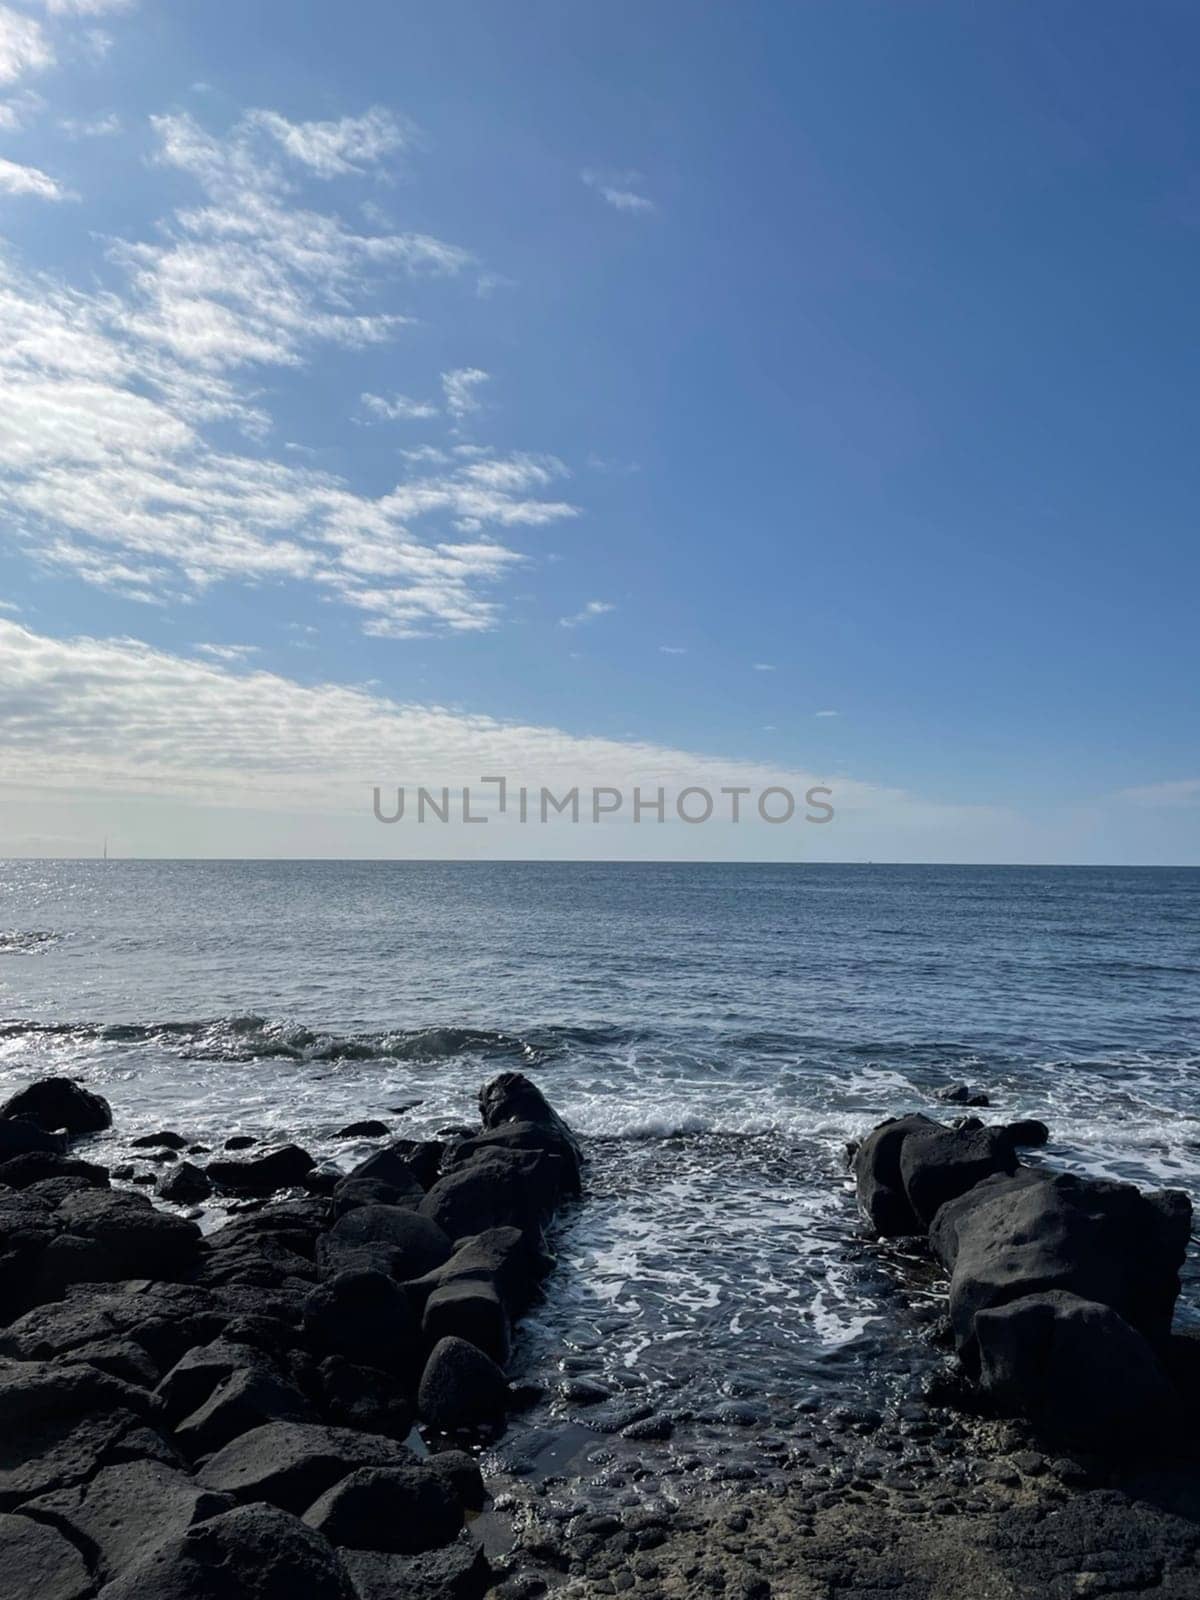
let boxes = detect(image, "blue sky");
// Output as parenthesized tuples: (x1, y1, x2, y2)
(0, 0, 1197, 861)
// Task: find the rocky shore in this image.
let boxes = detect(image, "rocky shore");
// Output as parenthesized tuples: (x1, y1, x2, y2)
(3, 1076, 1200, 1599)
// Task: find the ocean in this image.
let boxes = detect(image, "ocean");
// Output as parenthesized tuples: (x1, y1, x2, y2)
(2, 860, 1198, 1496)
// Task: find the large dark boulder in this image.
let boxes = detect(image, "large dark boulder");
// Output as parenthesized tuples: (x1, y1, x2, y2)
(0, 1079, 112, 1138)
(0, 1153, 108, 1191)
(480, 1073, 581, 1161)
(317, 1357, 413, 1439)
(423, 1280, 510, 1366)
(34, 1190, 201, 1294)
(206, 1146, 315, 1196)
(195, 1421, 412, 1513)
(318, 1206, 451, 1282)
(0, 1510, 91, 1600)
(95, 1502, 355, 1600)
(174, 1367, 314, 1456)
(22, 1459, 233, 1585)
(419, 1149, 565, 1243)
(338, 1146, 426, 1203)
(896, 1121, 1018, 1230)
(929, 1167, 1191, 1358)
(417, 1337, 508, 1432)
(340, 1537, 489, 1600)
(159, 1162, 212, 1205)
(0, 1119, 67, 1162)
(852, 1114, 939, 1236)
(302, 1463, 463, 1553)
(975, 1290, 1179, 1446)
(302, 1270, 419, 1377)
(156, 1339, 287, 1425)
(405, 1226, 551, 1320)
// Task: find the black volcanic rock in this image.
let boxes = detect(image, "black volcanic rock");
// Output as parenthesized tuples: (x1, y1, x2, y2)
(159, 1162, 212, 1205)
(195, 1420, 412, 1513)
(319, 1205, 451, 1281)
(853, 1114, 939, 1236)
(417, 1337, 508, 1432)
(302, 1463, 463, 1553)
(0, 1510, 91, 1600)
(335, 1120, 389, 1139)
(897, 1121, 1017, 1230)
(0, 1078, 112, 1138)
(303, 1269, 419, 1376)
(131, 1131, 187, 1151)
(0, 1153, 108, 1190)
(206, 1146, 315, 1196)
(0, 1118, 67, 1161)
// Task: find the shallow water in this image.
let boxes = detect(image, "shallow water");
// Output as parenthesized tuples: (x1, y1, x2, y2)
(2, 860, 1198, 1495)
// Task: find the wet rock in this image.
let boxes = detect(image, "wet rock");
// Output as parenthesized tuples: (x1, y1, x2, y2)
(195, 1420, 412, 1513)
(318, 1204, 452, 1281)
(340, 1537, 490, 1600)
(418, 1337, 509, 1431)
(976, 1291, 1178, 1445)
(301, 1163, 344, 1197)
(937, 1083, 989, 1107)
(329, 1177, 420, 1219)
(563, 1377, 612, 1406)
(425, 1449, 486, 1511)
(25, 1458, 233, 1584)
(302, 1463, 464, 1552)
(930, 1168, 1192, 1356)
(206, 1146, 315, 1196)
(0, 1118, 67, 1162)
(423, 1279, 512, 1365)
(0, 1510, 91, 1600)
(131, 1131, 187, 1151)
(96, 1501, 355, 1600)
(621, 1414, 673, 1441)
(335, 1120, 389, 1139)
(159, 1161, 212, 1205)
(302, 1269, 420, 1375)
(0, 1153, 108, 1190)
(175, 1367, 315, 1455)
(897, 1122, 1018, 1230)
(853, 1114, 939, 1235)
(479, 1073, 583, 1178)
(1, 1078, 112, 1138)
(318, 1357, 413, 1439)
(406, 1226, 551, 1321)
(1004, 1118, 1051, 1148)
(224, 1136, 257, 1151)
(419, 1149, 565, 1244)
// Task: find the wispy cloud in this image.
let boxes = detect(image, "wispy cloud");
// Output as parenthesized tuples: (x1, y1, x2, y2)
(194, 642, 260, 663)
(244, 106, 411, 179)
(1116, 778, 1200, 808)
(40, 0, 135, 14)
(360, 391, 439, 423)
(441, 366, 489, 419)
(560, 599, 615, 629)
(0, 154, 72, 199)
(752, 662, 775, 672)
(59, 109, 120, 137)
(659, 645, 686, 655)
(0, 6, 53, 85)
(815, 709, 839, 717)
(582, 168, 655, 214)
(0, 107, 578, 637)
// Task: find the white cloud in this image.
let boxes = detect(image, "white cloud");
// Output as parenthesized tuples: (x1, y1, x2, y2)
(1116, 778, 1200, 808)
(361, 391, 439, 422)
(659, 645, 686, 655)
(0, 109, 577, 636)
(0, 6, 52, 85)
(245, 106, 410, 178)
(0, 155, 72, 199)
(815, 709, 838, 717)
(40, 0, 134, 13)
(59, 109, 120, 137)
(441, 367, 489, 419)
(560, 599, 615, 629)
(0, 89, 44, 130)
(581, 168, 655, 214)
(752, 662, 775, 672)
(194, 642, 259, 663)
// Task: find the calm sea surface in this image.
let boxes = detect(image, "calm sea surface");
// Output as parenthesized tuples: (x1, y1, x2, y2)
(2, 861, 1198, 1491)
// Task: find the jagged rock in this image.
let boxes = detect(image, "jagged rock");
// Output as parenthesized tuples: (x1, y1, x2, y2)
(975, 1290, 1179, 1445)
(206, 1146, 315, 1197)
(319, 1205, 451, 1281)
(1, 1283, 230, 1372)
(424, 1450, 485, 1511)
(301, 1164, 343, 1197)
(0, 1119, 66, 1162)
(159, 1162, 212, 1205)
(0, 1153, 108, 1190)
(852, 1114, 938, 1235)
(337, 1145, 427, 1203)
(406, 1226, 551, 1320)
(195, 1421, 412, 1513)
(96, 1502, 355, 1600)
(340, 1537, 490, 1600)
(302, 1270, 419, 1376)
(930, 1168, 1191, 1357)
(937, 1082, 989, 1107)
(419, 1149, 565, 1244)
(335, 1121, 389, 1139)
(24, 1459, 234, 1584)
(131, 1131, 187, 1151)
(0, 1079, 112, 1138)
(34, 1189, 201, 1294)
(479, 1073, 582, 1172)
(175, 1367, 314, 1456)
(64, 1338, 160, 1390)
(0, 1405, 151, 1508)
(417, 1337, 508, 1432)
(0, 1511, 91, 1600)
(156, 1339, 289, 1425)
(423, 1279, 511, 1365)
(0, 1354, 153, 1427)
(302, 1463, 463, 1553)
(317, 1357, 413, 1439)
(896, 1122, 1018, 1230)
(444, 1122, 582, 1201)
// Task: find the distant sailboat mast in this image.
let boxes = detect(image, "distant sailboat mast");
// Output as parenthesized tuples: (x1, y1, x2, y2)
(103, 836, 108, 862)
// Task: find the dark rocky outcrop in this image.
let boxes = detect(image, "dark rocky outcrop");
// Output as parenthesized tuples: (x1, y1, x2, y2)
(302, 1270, 420, 1375)
(196, 1420, 413, 1513)
(417, 1336, 509, 1432)
(205, 1146, 315, 1196)
(301, 1462, 463, 1553)
(1, 1078, 112, 1138)
(0, 1118, 67, 1162)
(159, 1162, 213, 1205)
